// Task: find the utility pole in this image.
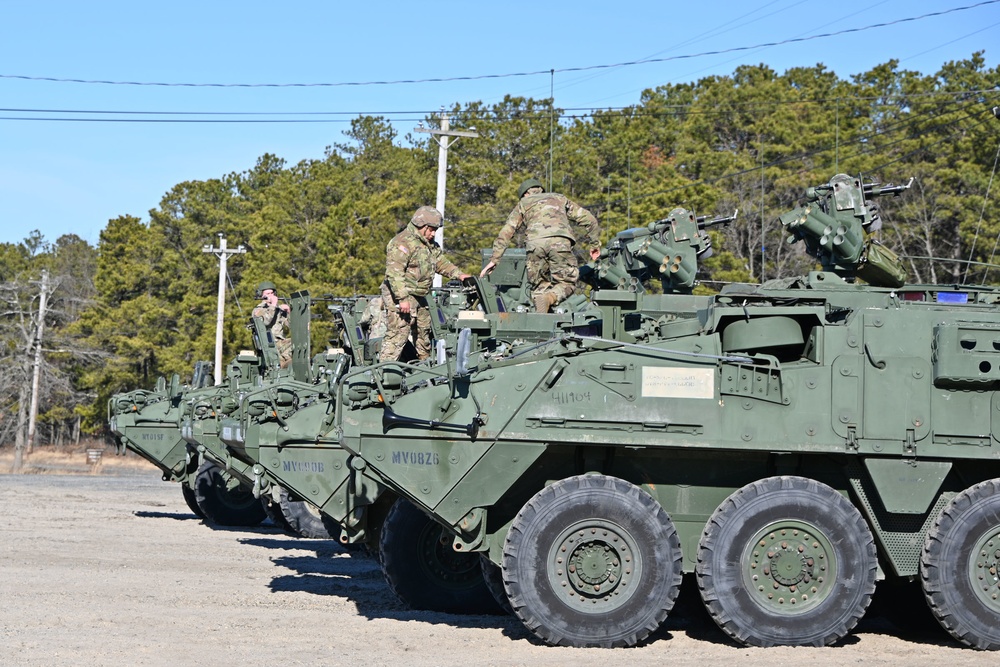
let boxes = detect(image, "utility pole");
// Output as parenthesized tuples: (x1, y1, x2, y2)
(416, 111, 479, 286)
(23, 269, 48, 460)
(202, 234, 246, 385)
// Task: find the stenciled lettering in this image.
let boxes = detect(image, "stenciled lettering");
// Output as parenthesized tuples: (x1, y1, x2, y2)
(390, 451, 441, 466)
(281, 460, 325, 473)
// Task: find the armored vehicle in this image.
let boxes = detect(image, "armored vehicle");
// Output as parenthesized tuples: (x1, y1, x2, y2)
(223, 213, 732, 609)
(108, 306, 324, 529)
(321, 174, 1000, 650)
(109, 352, 277, 526)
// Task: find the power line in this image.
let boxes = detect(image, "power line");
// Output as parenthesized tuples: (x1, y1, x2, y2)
(1, 89, 995, 125)
(0, 116, 372, 124)
(0, 107, 435, 116)
(1, 2, 995, 89)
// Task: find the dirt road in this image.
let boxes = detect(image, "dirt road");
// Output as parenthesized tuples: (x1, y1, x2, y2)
(0, 470, 995, 667)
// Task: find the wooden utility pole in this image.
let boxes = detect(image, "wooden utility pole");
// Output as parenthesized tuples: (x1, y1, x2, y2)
(25, 269, 49, 456)
(14, 269, 49, 472)
(202, 235, 246, 386)
(416, 111, 479, 287)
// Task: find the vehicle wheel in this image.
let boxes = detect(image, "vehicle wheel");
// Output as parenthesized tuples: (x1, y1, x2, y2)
(502, 474, 683, 647)
(261, 491, 295, 533)
(380, 499, 501, 614)
(480, 555, 513, 615)
(181, 481, 206, 519)
(920, 478, 1000, 650)
(193, 460, 267, 527)
(277, 487, 344, 540)
(696, 475, 877, 647)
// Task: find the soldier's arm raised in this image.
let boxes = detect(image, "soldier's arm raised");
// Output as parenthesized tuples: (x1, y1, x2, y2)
(488, 207, 523, 265)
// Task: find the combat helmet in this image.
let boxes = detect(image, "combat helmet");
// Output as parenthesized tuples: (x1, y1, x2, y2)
(411, 206, 443, 228)
(256, 281, 277, 298)
(518, 178, 544, 199)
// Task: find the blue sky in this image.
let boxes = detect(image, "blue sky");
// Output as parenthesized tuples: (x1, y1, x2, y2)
(1, 0, 997, 247)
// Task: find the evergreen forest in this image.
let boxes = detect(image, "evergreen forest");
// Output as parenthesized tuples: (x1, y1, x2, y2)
(2, 54, 999, 445)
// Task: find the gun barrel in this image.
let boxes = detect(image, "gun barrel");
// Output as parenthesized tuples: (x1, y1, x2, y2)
(698, 209, 739, 229)
(863, 177, 914, 197)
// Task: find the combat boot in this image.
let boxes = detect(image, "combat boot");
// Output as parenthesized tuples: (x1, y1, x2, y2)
(533, 292, 558, 313)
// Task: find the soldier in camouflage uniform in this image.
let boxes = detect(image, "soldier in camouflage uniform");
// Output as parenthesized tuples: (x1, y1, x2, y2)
(380, 206, 470, 362)
(252, 281, 292, 368)
(480, 178, 600, 313)
(359, 295, 387, 340)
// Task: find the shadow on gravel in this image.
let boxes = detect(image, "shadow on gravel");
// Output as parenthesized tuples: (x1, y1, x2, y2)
(863, 581, 961, 649)
(133, 508, 966, 650)
(235, 535, 518, 632)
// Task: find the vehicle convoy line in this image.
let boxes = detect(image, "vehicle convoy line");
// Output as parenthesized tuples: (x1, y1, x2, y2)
(110, 175, 1000, 650)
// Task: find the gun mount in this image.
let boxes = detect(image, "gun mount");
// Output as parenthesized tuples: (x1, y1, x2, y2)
(582, 207, 737, 293)
(780, 173, 913, 287)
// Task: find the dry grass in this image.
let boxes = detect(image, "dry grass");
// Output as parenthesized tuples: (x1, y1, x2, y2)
(0, 442, 158, 475)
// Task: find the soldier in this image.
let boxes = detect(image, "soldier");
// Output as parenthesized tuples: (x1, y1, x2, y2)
(359, 295, 387, 340)
(252, 281, 292, 368)
(380, 206, 470, 362)
(480, 178, 600, 313)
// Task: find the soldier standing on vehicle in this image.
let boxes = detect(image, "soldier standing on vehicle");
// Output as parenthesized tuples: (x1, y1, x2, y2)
(359, 295, 388, 340)
(480, 178, 600, 313)
(380, 206, 471, 362)
(252, 281, 292, 368)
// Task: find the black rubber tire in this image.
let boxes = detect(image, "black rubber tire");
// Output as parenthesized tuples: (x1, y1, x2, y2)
(181, 481, 206, 519)
(261, 491, 296, 533)
(502, 474, 683, 648)
(193, 460, 267, 527)
(696, 475, 877, 647)
(277, 487, 344, 540)
(920, 478, 1000, 650)
(480, 555, 513, 615)
(379, 498, 501, 615)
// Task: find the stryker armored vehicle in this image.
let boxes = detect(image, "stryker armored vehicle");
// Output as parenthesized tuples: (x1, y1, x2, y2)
(319, 173, 1000, 650)
(108, 344, 279, 527)
(222, 210, 734, 611)
(109, 296, 345, 531)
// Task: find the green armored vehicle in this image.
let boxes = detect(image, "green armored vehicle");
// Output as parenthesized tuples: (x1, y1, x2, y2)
(109, 308, 323, 530)
(323, 174, 1000, 650)
(228, 217, 732, 611)
(109, 353, 278, 527)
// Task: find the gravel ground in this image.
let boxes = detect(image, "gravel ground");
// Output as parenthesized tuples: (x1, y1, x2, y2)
(0, 470, 996, 667)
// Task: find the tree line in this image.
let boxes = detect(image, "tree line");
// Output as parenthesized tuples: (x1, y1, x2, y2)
(1, 53, 997, 444)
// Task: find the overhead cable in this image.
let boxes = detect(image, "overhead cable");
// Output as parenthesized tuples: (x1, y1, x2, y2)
(1, 2, 995, 89)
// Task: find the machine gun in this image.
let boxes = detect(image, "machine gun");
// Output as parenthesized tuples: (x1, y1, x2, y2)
(582, 207, 738, 294)
(781, 173, 913, 287)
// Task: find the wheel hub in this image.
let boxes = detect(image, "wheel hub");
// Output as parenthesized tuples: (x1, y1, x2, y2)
(769, 547, 813, 586)
(970, 528, 1000, 611)
(549, 521, 639, 612)
(569, 542, 622, 587)
(744, 521, 835, 613)
(419, 525, 478, 585)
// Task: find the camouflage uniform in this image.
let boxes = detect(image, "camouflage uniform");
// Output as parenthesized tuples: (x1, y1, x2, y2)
(380, 211, 465, 362)
(359, 296, 387, 340)
(489, 191, 599, 311)
(252, 300, 292, 368)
